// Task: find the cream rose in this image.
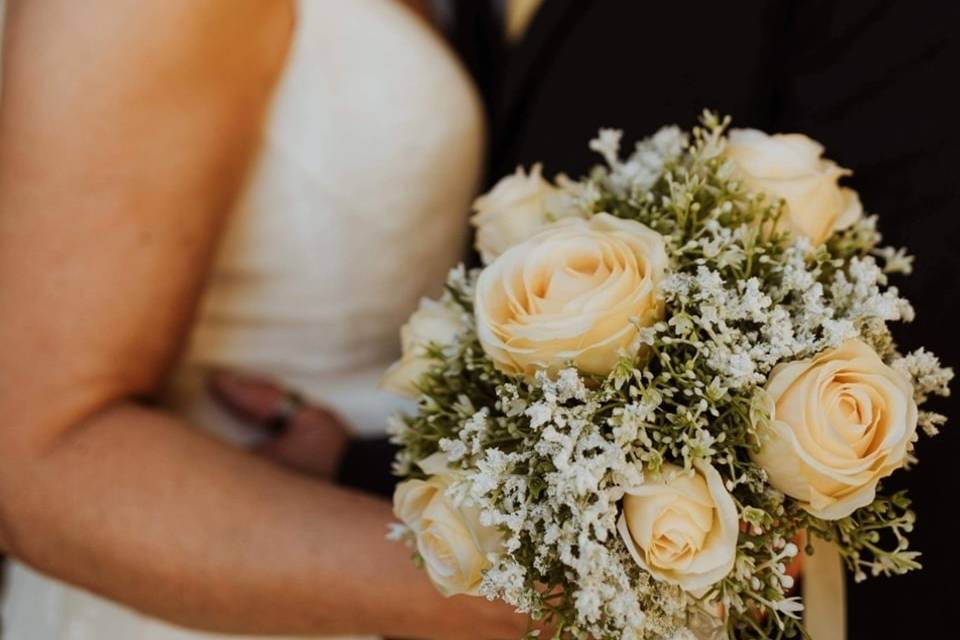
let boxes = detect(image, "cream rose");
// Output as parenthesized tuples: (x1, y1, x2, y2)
(471, 164, 569, 264)
(617, 463, 738, 595)
(725, 128, 862, 245)
(751, 339, 918, 520)
(381, 297, 463, 397)
(474, 213, 668, 377)
(394, 473, 502, 597)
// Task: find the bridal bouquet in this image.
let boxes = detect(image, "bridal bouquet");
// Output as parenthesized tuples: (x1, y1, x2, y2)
(382, 113, 952, 639)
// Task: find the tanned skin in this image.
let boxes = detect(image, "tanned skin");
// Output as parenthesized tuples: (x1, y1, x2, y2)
(0, 1, 523, 637)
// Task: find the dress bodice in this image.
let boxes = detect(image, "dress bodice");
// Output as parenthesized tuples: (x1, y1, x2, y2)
(168, 0, 485, 438)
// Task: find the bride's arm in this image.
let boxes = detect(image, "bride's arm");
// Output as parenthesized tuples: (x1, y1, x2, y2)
(0, 1, 521, 637)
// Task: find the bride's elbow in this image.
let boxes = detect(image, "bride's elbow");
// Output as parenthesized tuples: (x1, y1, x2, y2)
(0, 378, 135, 558)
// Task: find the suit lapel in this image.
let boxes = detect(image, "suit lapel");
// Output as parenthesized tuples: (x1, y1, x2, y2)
(448, 0, 504, 122)
(493, 0, 588, 165)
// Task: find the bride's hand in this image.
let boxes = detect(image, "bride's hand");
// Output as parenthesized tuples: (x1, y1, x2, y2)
(208, 370, 349, 479)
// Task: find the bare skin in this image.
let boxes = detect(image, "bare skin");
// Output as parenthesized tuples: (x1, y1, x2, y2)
(208, 370, 351, 479)
(0, 1, 523, 637)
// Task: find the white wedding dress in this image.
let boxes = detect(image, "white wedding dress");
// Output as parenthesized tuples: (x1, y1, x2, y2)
(0, 0, 484, 638)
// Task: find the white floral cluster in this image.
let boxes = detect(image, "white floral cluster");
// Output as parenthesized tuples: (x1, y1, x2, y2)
(892, 348, 953, 436)
(590, 126, 688, 196)
(652, 232, 915, 395)
(463, 371, 687, 638)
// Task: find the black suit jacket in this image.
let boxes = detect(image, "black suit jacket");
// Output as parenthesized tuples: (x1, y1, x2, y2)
(345, 2, 959, 637)
(454, 1, 959, 637)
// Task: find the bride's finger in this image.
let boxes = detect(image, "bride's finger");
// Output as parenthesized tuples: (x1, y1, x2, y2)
(207, 369, 302, 431)
(207, 369, 351, 478)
